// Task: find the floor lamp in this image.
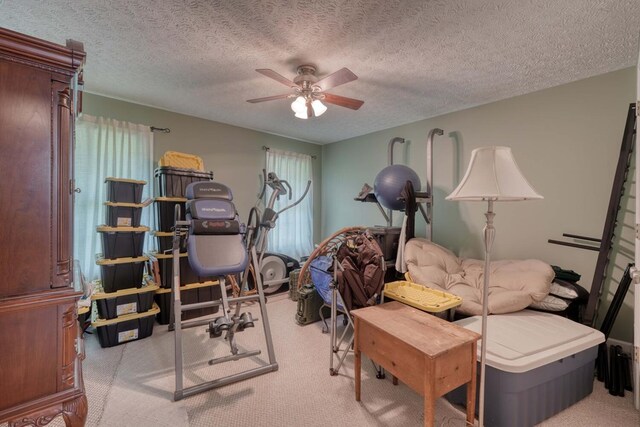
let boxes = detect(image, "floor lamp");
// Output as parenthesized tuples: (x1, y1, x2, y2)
(446, 146, 543, 427)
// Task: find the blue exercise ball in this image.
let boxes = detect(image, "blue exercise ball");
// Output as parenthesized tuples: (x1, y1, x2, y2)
(374, 165, 421, 211)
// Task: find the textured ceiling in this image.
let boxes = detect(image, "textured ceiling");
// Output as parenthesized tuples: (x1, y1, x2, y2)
(1, 0, 638, 144)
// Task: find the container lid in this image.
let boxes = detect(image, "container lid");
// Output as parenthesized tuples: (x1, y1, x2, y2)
(368, 226, 402, 234)
(150, 251, 188, 260)
(454, 310, 605, 373)
(92, 280, 159, 300)
(158, 151, 205, 171)
(97, 225, 150, 233)
(150, 230, 173, 237)
(105, 177, 147, 185)
(155, 196, 188, 203)
(104, 201, 145, 208)
(154, 166, 214, 178)
(155, 280, 220, 294)
(91, 303, 160, 327)
(96, 255, 149, 265)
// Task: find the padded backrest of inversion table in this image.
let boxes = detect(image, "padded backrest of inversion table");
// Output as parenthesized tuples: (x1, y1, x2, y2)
(185, 181, 248, 277)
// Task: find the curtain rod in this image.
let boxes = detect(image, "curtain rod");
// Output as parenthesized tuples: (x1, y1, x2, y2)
(150, 126, 170, 133)
(262, 145, 317, 160)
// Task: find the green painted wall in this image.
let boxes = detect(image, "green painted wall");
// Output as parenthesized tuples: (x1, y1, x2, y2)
(82, 92, 323, 244)
(322, 67, 636, 342)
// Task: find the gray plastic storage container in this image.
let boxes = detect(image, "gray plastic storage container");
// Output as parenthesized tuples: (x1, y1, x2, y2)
(154, 197, 186, 232)
(446, 310, 604, 427)
(96, 256, 149, 293)
(155, 166, 213, 198)
(92, 304, 159, 348)
(97, 225, 148, 259)
(104, 202, 144, 227)
(105, 177, 146, 204)
(93, 281, 158, 319)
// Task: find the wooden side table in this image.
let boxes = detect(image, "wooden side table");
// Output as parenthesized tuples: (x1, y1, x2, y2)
(352, 301, 480, 427)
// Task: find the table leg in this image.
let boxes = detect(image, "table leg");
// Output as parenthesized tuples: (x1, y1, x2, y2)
(466, 341, 478, 426)
(392, 375, 398, 386)
(354, 318, 361, 402)
(424, 358, 435, 427)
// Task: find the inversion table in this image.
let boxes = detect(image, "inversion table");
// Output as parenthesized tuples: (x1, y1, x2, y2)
(170, 181, 278, 401)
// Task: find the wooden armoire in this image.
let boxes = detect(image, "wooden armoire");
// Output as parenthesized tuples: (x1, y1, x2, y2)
(0, 28, 87, 426)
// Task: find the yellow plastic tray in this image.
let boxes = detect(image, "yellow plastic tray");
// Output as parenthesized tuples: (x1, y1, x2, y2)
(158, 151, 204, 171)
(383, 281, 462, 313)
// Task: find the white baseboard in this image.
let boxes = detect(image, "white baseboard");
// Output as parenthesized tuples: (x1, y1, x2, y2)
(607, 337, 634, 355)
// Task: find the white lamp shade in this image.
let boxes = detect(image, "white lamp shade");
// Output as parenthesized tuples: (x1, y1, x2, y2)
(294, 110, 308, 119)
(311, 99, 327, 116)
(291, 96, 306, 114)
(446, 146, 543, 201)
(292, 97, 327, 119)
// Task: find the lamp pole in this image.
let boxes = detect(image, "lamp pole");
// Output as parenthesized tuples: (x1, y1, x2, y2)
(479, 199, 495, 427)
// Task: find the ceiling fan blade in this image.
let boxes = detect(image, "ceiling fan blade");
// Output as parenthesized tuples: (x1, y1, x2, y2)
(256, 69, 297, 88)
(315, 68, 358, 91)
(246, 94, 292, 103)
(322, 93, 364, 110)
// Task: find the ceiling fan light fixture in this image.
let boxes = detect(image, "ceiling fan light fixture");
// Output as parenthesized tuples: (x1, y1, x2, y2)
(291, 96, 306, 114)
(249, 66, 362, 118)
(294, 109, 309, 119)
(311, 99, 327, 117)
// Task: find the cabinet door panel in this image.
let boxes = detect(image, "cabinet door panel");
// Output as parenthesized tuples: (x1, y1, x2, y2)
(0, 304, 59, 411)
(0, 61, 52, 298)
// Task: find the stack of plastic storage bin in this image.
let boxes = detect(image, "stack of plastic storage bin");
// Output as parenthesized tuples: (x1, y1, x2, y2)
(150, 152, 222, 325)
(92, 178, 159, 348)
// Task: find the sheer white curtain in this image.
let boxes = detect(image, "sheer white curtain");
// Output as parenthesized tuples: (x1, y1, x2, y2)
(74, 115, 154, 280)
(265, 148, 313, 260)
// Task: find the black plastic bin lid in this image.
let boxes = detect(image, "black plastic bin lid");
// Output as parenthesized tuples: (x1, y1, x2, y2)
(154, 166, 214, 178)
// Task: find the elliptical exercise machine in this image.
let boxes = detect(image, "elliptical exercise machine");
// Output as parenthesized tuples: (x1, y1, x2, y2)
(243, 170, 311, 294)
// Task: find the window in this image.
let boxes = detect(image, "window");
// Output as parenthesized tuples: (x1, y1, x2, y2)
(74, 115, 154, 280)
(265, 148, 313, 260)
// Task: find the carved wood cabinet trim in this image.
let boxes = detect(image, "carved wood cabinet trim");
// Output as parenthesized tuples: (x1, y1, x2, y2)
(59, 303, 77, 391)
(0, 28, 85, 75)
(52, 81, 73, 288)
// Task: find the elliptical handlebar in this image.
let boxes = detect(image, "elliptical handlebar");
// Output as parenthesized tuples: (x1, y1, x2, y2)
(257, 169, 268, 200)
(266, 172, 291, 200)
(276, 179, 311, 216)
(282, 179, 293, 201)
(253, 170, 312, 234)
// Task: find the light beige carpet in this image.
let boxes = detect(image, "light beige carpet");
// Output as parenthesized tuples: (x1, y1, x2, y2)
(4, 294, 638, 426)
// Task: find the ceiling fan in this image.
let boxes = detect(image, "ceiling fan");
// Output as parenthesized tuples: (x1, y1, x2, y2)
(247, 65, 364, 119)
